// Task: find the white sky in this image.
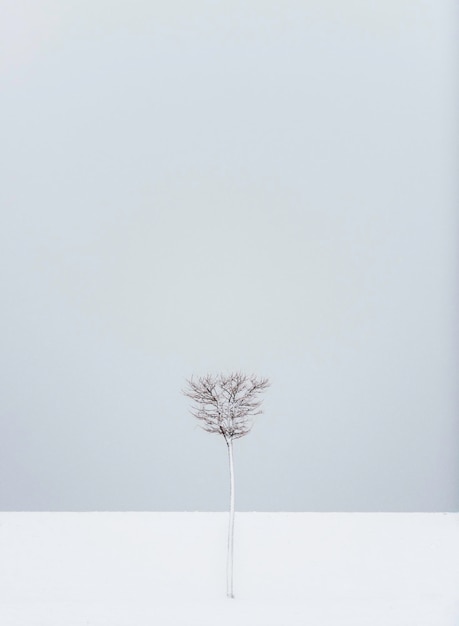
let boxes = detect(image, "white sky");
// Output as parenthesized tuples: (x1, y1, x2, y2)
(0, 0, 457, 510)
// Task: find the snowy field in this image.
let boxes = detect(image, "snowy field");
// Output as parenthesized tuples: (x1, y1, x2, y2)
(0, 513, 458, 625)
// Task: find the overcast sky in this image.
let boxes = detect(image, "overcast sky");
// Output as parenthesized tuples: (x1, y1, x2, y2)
(0, 0, 457, 510)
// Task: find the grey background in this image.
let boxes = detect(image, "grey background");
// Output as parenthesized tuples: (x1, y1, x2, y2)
(1, 0, 457, 511)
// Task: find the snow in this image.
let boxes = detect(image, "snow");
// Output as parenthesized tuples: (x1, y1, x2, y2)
(0, 512, 458, 625)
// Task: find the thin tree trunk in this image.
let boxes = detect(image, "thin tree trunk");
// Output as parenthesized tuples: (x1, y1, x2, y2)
(226, 438, 235, 598)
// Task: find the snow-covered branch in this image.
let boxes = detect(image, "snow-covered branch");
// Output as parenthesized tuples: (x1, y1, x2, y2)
(184, 372, 269, 441)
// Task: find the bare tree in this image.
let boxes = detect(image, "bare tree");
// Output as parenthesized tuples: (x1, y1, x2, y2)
(184, 372, 269, 599)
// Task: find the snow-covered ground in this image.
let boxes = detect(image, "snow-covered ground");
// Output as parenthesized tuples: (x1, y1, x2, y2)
(0, 513, 458, 625)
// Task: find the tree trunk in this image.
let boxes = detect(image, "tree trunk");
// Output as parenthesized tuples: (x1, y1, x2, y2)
(226, 438, 235, 598)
